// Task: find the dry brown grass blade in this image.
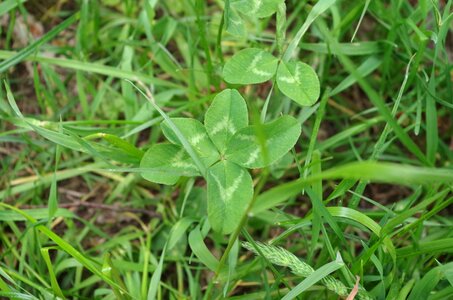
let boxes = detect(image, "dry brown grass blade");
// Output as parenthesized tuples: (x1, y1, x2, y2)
(346, 276, 361, 300)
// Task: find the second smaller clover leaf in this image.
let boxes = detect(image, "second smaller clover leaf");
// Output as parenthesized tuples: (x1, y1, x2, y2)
(225, 7, 246, 37)
(276, 60, 321, 106)
(223, 48, 278, 85)
(225, 115, 301, 169)
(140, 143, 199, 185)
(207, 160, 253, 234)
(204, 89, 248, 153)
(161, 118, 220, 167)
(231, 0, 285, 18)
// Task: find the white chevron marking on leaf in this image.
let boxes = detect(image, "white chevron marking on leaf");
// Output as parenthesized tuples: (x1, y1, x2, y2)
(244, 148, 260, 166)
(230, 17, 242, 25)
(211, 116, 237, 135)
(248, 52, 262, 71)
(236, 134, 256, 142)
(171, 150, 196, 169)
(279, 63, 302, 84)
(251, 0, 261, 13)
(247, 52, 273, 78)
(253, 69, 273, 77)
(190, 133, 207, 146)
(212, 170, 245, 202)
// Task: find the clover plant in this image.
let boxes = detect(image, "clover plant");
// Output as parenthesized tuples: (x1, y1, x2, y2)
(140, 89, 301, 234)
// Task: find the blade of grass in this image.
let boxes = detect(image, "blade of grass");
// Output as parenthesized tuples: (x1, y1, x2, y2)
(147, 244, 167, 300)
(252, 161, 453, 214)
(40, 247, 66, 299)
(0, 208, 74, 221)
(303, 90, 329, 179)
(282, 0, 337, 61)
(397, 238, 453, 258)
(188, 225, 219, 272)
(0, 0, 27, 16)
(0, 50, 178, 88)
(0, 13, 79, 73)
(407, 263, 449, 300)
(330, 56, 381, 96)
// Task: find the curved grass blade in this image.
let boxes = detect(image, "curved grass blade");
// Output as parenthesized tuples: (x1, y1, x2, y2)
(253, 161, 453, 214)
(147, 245, 167, 300)
(84, 133, 144, 159)
(168, 217, 197, 250)
(0, 50, 177, 87)
(282, 0, 337, 61)
(40, 248, 66, 299)
(407, 264, 449, 300)
(0, 13, 79, 73)
(188, 226, 220, 271)
(397, 238, 453, 258)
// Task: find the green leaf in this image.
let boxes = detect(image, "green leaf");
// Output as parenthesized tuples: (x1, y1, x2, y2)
(188, 225, 220, 271)
(270, 152, 294, 179)
(225, 7, 246, 37)
(147, 244, 167, 300)
(223, 48, 278, 84)
(207, 161, 253, 234)
(167, 217, 196, 250)
(161, 118, 219, 167)
(225, 116, 301, 168)
(204, 89, 248, 153)
(40, 248, 66, 299)
(231, 0, 284, 18)
(276, 60, 320, 106)
(140, 144, 199, 185)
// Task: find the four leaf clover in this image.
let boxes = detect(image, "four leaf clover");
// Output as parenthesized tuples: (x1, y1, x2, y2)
(140, 89, 301, 234)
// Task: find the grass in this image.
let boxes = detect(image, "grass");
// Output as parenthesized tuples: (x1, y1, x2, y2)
(0, 0, 452, 299)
